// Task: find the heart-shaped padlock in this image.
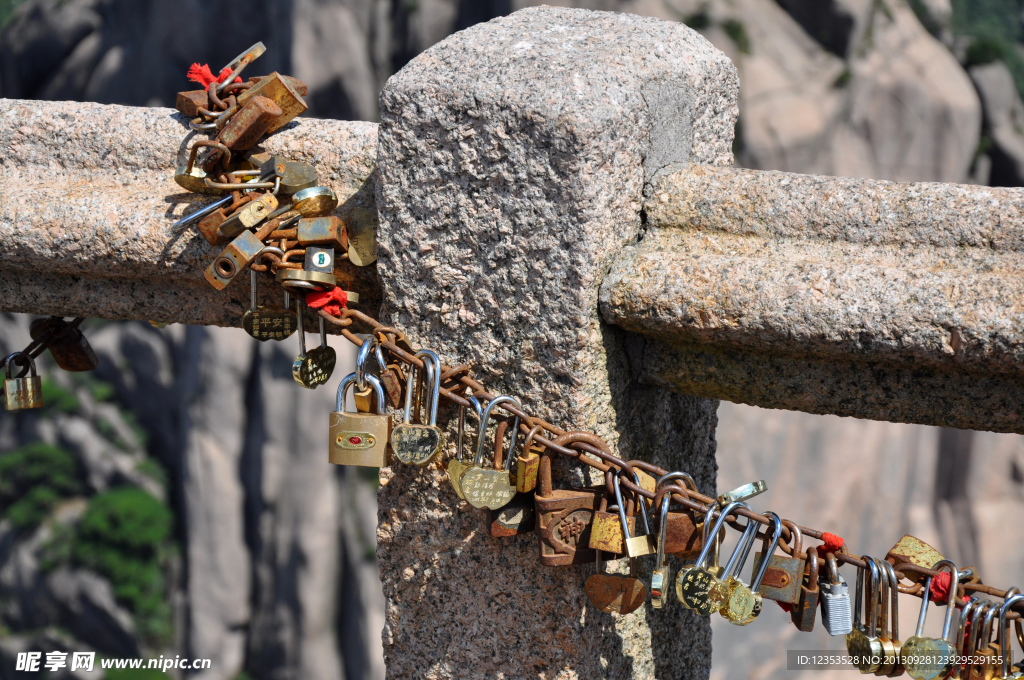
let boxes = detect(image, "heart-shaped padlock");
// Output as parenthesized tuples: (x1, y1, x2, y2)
(391, 350, 444, 465)
(447, 396, 483, 499)
(461, 395, 520, 510)
(291, 302, 336, 389)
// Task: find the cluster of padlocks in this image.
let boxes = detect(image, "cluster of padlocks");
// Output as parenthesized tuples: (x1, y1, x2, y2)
(4, 42, 1023, 680)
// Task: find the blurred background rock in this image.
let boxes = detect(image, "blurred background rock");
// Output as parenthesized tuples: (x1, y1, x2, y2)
(0, 1, 1021, 679)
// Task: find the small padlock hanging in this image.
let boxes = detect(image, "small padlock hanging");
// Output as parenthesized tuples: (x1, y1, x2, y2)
(390, 350, 445, 466)
(329, 372, 392, 467)
(29, 317, 98, 372)
(459, 395, 520, 509)
(584, 497, 646, 615)
(4, 352, 43, 411)
(291, 300, 336, 389)
(243, 261, 297, 341)
(819, 552, 853, 636)
(448, 396, 483, 500)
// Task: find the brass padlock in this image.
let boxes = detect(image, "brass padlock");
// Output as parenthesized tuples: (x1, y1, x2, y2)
(329, 372, 391, 467)
(613, 468, 655, 558)
(534, 432, 605, 566)
(29, 318, 98, 372)
(902, 559, 958, 680)
(292, 304, 336, 389)
(4, 353, 42, 410)
(461, 395, 519, 509)
(515, 424, 544, 494)
(390, 351, 445, 466)
(675, 501, 742, 616)
(447, 396, 482, 500)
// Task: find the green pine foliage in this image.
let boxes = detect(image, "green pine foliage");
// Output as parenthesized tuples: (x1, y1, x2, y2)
(951, 0, 1024, 95)
(72, 487, 173, 644)
(0, 442, 82, 529)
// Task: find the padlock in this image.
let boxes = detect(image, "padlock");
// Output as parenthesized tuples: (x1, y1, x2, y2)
(887, 535, 947, 586)
(291, 186, 339, 217)
(534, 432, 606, 567)
(720, 511, 775, 625)
(447, 396, 482, 500)
(329, 372, 391, 467)
(873, 558, 903, 676)
(653, 470, 704, 559)
(514, 424, 544, 493)
(216, 94, 283, 151)
(304, 246, 335, 275)
(675, 500, 741, 616)
(219, 192, 279, 239)
(997, 595, 1024, 680)
(296, 216, 348, 251)
(245, 73, 308, 96)
(717, 479, 768, 506)
(279, 161, 318, 195)
(588, 490, 635, 556)
(390, 351, 445, 466)
(198, 205, 233, 245)
(176, 89, 209, 117)
(752, 518, 805, 605)
(791, 547, 820, 632)
(352, 337, 387, 412)
(3, 353, 42, 410)
(29, 318, 98, 372)
(485, 416, 535, 537)
(236, 72, 308, 133)
(585, 543, 646, 615)
(902, 559, 959, 680)
(204, 230, 265, 290)
(243, 269, 297, 341)
(847, 556, 885, 673)
(819, 552, 854, 636)
(650, 487, 672, 609)
(955, 598, 986, 680)
(344, 207, 378, 267)
(613, 468, 656, 558)
(461, 395, 519, 508)
(291, 304, 336, 389)
(276, 242, 339, 292)
(973, 602, 1004, 680)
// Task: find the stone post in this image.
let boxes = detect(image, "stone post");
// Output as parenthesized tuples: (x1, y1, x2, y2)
(374, 7, 737, 678)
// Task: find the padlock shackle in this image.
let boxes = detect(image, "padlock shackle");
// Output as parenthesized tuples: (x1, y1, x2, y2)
(336, 372, 384, 414)
(500, 412, 524, 473)
(612, 469, 637, 541)
(956, 597, 982, 659)
(930, 558, 960, 640)
(655, 493, 671, 569)
(1000, 594, 1024, 676)
(878, 558, 898, 641)
(414, 350, 442, 426)
(4, 351, 35, 380)
(355, 336, 378, 391)
(721, 514, 760, 582)
(749, 511, 782, 591)
(473, 395, 521, 469)
(656, 471, 698, 494)
(693, 501, 749, 570)
(863, 554, 880, 638)
(456, 396, 483, 463)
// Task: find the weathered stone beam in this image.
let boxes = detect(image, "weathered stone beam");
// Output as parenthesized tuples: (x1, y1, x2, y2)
(600, 164, 1024, 433)
(0, 98, 379, 327)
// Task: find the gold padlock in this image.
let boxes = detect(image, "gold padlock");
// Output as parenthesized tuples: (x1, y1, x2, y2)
(329, 373, 391, 467)
(515, 425, 544, 493)
(4, 352, 42, 411)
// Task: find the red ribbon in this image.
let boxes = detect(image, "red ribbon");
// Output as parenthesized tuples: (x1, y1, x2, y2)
(929, 571, 969, 603)
(187, 63, 242, 88)
(306, 288, 349, 316)
(816, 532, 845, 558)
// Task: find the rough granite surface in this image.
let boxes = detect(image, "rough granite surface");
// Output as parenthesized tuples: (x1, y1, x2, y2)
(600, 164, 1024, 432)
(0, 98, 380, 326)
(374, 7, 734, 679)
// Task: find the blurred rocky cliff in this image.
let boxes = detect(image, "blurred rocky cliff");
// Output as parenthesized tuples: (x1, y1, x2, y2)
(0, 1, 1023, 679)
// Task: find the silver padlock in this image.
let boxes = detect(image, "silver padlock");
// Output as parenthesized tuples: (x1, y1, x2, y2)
(818, 552, 853, 636)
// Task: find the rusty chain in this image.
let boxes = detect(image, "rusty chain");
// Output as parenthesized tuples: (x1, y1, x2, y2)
(317, 306, 1020, 617)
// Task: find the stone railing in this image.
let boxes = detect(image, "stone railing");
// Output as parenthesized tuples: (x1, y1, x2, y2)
(1, 6, 1021, 678)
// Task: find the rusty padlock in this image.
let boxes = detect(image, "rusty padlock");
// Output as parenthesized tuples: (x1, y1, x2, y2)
(534, 432, 606, 567)
(791, 547, 820, 632)
(886, 535, 945, 586)
(588, 471, 635, 556)
(752, 519, 806, 606)
(216, 95, 283, 151)
(237, 72, 308, 133)
(29, 318, 98, 372)
(515, 424, 544, 494)
(204, 230, 265, 290)
(653, 470, 704, 559)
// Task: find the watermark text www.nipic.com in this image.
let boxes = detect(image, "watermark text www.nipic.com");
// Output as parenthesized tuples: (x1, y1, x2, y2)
(16, 652, 213, 673)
